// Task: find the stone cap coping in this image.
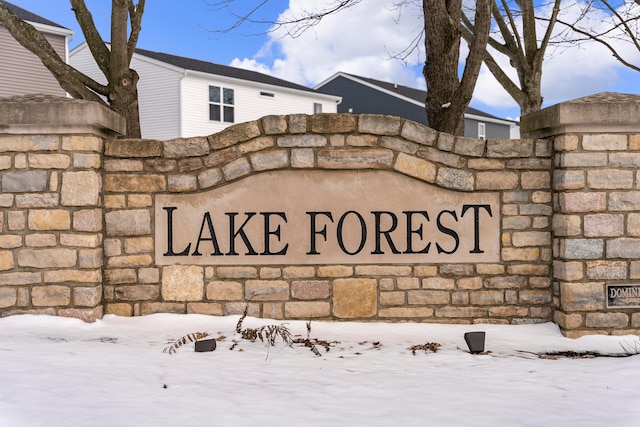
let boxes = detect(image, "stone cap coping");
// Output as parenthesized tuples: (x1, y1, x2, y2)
(521, 92, 640, 138)
(0, 94, 125, 137)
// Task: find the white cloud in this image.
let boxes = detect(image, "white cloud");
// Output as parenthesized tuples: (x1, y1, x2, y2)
(231, 0, 640, 118)
(230, 0, 424, 87)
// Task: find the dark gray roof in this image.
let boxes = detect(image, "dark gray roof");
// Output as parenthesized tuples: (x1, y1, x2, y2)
(2, 1, 68, 29)
(135, 47, 324, 95)
(342, 72, 512, 122)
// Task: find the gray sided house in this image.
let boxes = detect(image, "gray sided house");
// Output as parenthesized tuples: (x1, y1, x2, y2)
(70, 45, 342, 140)
(0, 2, 73, 97)
(315, 72, 519, 139)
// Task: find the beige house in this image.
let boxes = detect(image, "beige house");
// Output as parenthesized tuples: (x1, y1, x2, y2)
(0, 2, 73, 97)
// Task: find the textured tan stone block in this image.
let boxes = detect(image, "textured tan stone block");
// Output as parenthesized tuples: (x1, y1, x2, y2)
(164, 137, 209, 158)
(73, 286, 102, 307)
(250, 150, 289, 171)
(61, 171, 101, 206)
(206, 281, 243, 300)
(585, 313, 628, 328)
(553, 215, 581, 236)
(73, 209, 102, 232)
(486, 139, 534, 157)
(400, 120, 438, 146)
(312, 114, 357, 133)
(168, 174, 197, 192)
(521, 171, 550, 189)
(502, 247, 539, 261)
(32, 285, 71, 306)
(379, 307, 434, 318)
(115, 285, 160, 301)
(582, 134, 627, 151)
(278, 134, 326, 148)
(187, 303, 224, 316)
(0, 287, 17, 308)
(436, 168, 474, 191)
(204, 147, 236, 167)
(28, 154, 71, 169)
(0, 134, 60, 152)
(560, 282, 604, 311)
(317, 148, 393, 169)
(628, 213, 640, 236)
(554, 135, 579, 151)
(380, 291, 405, 306)
(259, 267, 281, 279)
(74, 153, 101, 169)
(588, 169, 633, 189)
(418, 146, 465, 168)
(28, 210, 70, 231)
(561, 152, 607, 167)
(107, 255, 152, 268)
(609, 192, 640, 211)
(470, 291, 503, 305)
(435, 307, 485, 318)
(291, 148, 315, 168)
(554, 311, 583, 329)
(104, 174, 166, 192)
(245, 280, 289, 301)
(0, 272, 41, 286)
(484, 276, 527, 289)
(18, 248, 76, 268)
(283, 266, 315, 279)
(511, 231, 551, 247)
(58, 306, 103, 323)
(421, 277, 455, 290)
(105, 269, 137, 285)
(380, 136, 418, 154)
(317, 265, 353, 277)
(355, 265, 412, 276)
(222, 157, 251, 181)
(291, 281, 330, 299)
(475, 264, 504, 274)
(209, 121, 262, 149)
(139, 268, 160, 284)
(393, 153, 436, 182)
(586, 261, 627, 280)
(216, 266, 257, 279)
(414, 265, 438, 276)
(44, 269, 101, 283)
(105, 209, 151, 236)
(476, 172, 519, 190)
(284, 302, 330, 318)
(554, 170, 586, 190)
(583, 214, 624, 237)
(397, 277, 420, 290)
(161, 266, 204, 301)
(519, 290, 551, 305)
(458, 277, 483, 290)
(198, 168, 223, 189)
(358, 114, 401, 135)
(261, 115, 287, 135)
(553, 261, 583, 281)
(408, 290, 450, 305)
(489, 306, 529, 317)
(0, 251, 14, 271)
(141, 302, 186, 315)
(333, 278, 377, 318)
(124, 237, 154, 254)
(104, 159, 144, 172)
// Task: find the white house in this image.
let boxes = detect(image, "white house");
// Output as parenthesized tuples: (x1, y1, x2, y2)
(70, 44, 342, 140)
(0, 2, 73, 97)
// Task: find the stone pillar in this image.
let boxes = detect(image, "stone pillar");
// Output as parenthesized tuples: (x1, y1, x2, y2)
(522, 93, 640, 337)
(0, 95, 124, 322)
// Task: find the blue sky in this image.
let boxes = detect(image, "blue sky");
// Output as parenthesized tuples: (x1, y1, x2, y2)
(6, 0, 640, 121)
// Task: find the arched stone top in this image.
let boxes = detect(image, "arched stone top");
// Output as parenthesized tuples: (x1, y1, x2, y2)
(104, 114, 548, 194)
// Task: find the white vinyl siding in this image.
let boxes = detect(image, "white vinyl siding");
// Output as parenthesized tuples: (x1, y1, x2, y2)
(180, 74, 338, 138)
(0, 26, 67, 97)
(70, 45, 183, 140)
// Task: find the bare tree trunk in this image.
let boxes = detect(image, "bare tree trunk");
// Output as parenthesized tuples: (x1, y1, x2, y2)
(0, 0, 144, 138)
(424, 0, 492, 135)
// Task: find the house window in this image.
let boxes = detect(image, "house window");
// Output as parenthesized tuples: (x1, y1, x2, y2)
(478, 122, 486, 140)
(209, 86, 234, 123)
(313, 103, 322, 114)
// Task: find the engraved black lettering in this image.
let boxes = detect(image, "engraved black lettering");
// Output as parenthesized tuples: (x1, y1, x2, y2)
(191, 212, 222, 256)
(226, 212, 258, 256)
(261, 212, 289, 256)
(436, 210, 459, 254)
(163, 207, 191, 256)
(403, 211, 431, 254)
(337, 211, 366, 255)
(461, 204, 493, 254)
(307, 212, 333, 255)
(372, 211, 400, 254)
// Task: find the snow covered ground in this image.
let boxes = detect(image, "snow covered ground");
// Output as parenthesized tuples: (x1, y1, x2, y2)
(0, 313, 638, 427)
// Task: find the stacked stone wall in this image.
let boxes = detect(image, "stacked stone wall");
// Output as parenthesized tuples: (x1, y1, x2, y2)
(0, 95, 123, 322)
(102, 114, 554, 324)
(551, 133, 640, 337)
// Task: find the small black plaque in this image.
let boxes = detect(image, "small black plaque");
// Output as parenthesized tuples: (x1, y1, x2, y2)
(194, 338, 217, 352)
(607, 285, 640, 308)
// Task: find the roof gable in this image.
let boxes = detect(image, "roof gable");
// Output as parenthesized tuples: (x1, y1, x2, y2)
(318, 72, 514, 123)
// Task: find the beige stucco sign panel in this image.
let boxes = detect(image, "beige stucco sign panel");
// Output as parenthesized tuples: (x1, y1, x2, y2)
(155, 170, 500, 265)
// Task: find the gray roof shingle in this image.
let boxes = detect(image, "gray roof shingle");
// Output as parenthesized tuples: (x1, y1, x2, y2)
(135, 47, 323, 95)
(2, 1, 68, 29)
